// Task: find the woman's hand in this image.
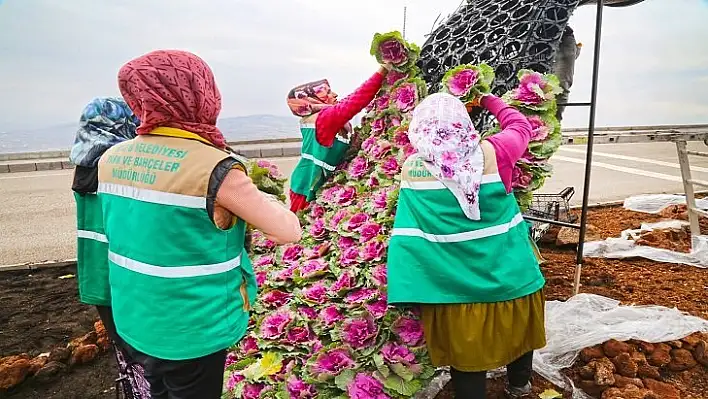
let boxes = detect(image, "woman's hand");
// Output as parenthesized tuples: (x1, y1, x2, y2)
(378, 63, 393, 75)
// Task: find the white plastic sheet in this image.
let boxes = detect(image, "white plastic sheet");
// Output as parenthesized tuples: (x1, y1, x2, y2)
(536, 294, 708, 398)
(583, 221, 708, 268)
(623, 194, 708, 214)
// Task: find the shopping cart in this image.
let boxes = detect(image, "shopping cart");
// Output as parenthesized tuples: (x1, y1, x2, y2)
(524, 187, 577, 242)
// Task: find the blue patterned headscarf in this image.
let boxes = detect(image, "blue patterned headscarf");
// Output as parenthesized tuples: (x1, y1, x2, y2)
(69, 97, 139, 167)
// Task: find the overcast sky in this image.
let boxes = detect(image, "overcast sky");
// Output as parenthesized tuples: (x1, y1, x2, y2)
(0, 0, 707, 131)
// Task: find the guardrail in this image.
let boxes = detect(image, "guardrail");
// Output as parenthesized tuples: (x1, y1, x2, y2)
(1, 124, 707, 174)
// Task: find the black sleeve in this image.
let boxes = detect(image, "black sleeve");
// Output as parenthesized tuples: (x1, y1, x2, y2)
(71, 165, 99, 194)
(206, 156, 247, 222)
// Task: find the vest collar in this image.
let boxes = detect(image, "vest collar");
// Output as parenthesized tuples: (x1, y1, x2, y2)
(148, 127, 213, 146)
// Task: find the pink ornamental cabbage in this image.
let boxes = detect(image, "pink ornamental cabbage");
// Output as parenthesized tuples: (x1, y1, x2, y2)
(225, 351, 239, 368)
(286, 325, 313, 344)
(346, 213, 370, 231)
(239, 336, 258, 355)
(345, 288, 378, 304)
(446, 69, 480, 97)
(527, 115, 550, 141)
(242, 383, 266, 399)
(299, 306, 318, 320)
(381, 157, 400, 178)
(512, 166, 533, 189)
(361, 240, 386, 262)
(359, 222, 382, 243)
(378, 39, 408, 65)
(310, 348, 356, 378)
(260, 310, 293, 339)
(371, 264, 388, 286)
(254, 255, 275, 269)
(310, 204, 325, 219)
(302, 282, 328, 305)
(365, 299, 389, 319)
(273, 265, 296, 282)
(331, 271, 356, 294)
(373, 189, 390, 211)
(330, 209, 350, 230)
(286, 376, 318, 399)
(375, 95, 390, 110)
(256, 271, 267, 287)
(402, 143, 417, 158)
(371, 140, 393, 159)
(342, 316, 380, 349)
(338, 236, 357, 249)
(362, 136, 377, 153)
(262, 290, 292, 308)
(348, 156, 370, 179)
(225, 372, 244, 391)
(394, 317, 425, 346)
(282, 244, 304, 263)
(367, 174, 380, 188)
(381, 342, 416, 364)
(347, 373, 391, 399)
(299, 259, 328, 278)
(393, 83, 418, 112)
(513, 72, 546, 105)
(305, 242, 331, 259)
(309, 218, 327, 240)
(340, 247, 360, 266)
(393, 129, 410, 147)
(319, 305, 344, 326)
(386, 70, 408, 86)
(321, 186, 341, 203)
(371, 117, 386, 133)
(337, 186, 357, 206)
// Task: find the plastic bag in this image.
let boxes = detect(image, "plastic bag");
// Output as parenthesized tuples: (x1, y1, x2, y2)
(583, 221, 708, 268)
(623, 194, 708, 214)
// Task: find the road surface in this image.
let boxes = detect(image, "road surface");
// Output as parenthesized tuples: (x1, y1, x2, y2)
(2, 142, 708, 265)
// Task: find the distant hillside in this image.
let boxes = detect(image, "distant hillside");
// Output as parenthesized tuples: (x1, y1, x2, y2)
(0, 114, 300, 154)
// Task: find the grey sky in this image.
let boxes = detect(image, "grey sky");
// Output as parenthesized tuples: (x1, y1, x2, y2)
(0, 0, 706, 131)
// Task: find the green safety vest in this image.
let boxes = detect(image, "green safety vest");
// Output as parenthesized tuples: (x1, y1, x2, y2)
(97, 130, 257, 360)
(74, 192, 110, 306)
(290, 123, 350, 201)
(387, 155, 545, 305)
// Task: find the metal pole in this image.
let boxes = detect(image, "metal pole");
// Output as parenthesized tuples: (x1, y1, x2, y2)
(403, 6, 408, 39)
(574, 0, 605, 296)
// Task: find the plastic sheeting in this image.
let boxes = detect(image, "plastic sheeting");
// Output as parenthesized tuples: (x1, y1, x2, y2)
(583, 220, 708, 268)
(536, 294, 708, 398)
(623, 194, 708, 214)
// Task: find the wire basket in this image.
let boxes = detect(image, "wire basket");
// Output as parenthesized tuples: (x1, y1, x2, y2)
(524, 187, 576, 242)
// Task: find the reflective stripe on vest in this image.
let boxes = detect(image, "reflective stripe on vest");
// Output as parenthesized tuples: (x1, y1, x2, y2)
(77, 230, 108, 243)
(108, 251, 242, 278)
(98, 182, 206, 209)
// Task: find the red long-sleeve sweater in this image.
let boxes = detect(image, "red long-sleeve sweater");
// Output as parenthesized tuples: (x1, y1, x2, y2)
(289, 71, 385, 212)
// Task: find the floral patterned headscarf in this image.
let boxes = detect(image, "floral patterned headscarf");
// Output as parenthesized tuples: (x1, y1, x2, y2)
(287, 79, 335, 117)
(69, 97, 138, 168)
(408, 93, 484, 220)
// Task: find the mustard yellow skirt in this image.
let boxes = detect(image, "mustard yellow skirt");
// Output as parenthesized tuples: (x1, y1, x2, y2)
(420, 290, 546, 372)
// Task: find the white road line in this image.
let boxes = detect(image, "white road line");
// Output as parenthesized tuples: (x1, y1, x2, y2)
(0, 171, 71, 180)
(558, 147, 708, 173)
(552, 155, 683, 182)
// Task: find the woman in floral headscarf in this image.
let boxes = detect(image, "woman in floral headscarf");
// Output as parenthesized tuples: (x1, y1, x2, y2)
(287, 64, 391, 212)
(70, 97, 138, 348)
(387, 93, 545, 398)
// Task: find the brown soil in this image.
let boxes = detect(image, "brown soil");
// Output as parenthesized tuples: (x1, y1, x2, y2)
(0, 266, 115, 398)
(1, 206, 705, 398)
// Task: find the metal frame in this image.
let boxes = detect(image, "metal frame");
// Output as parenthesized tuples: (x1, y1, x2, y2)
(675, 140, 708, 238)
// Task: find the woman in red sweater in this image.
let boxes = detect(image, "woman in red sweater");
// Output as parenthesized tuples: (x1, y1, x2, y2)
(286, 65, 391, 212)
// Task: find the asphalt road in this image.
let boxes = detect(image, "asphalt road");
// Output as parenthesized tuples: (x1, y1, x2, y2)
(3, 142, 708, 265)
